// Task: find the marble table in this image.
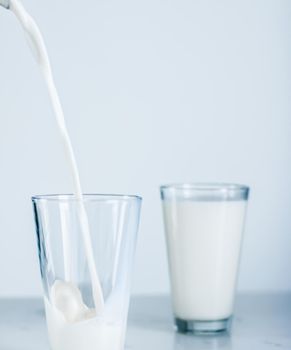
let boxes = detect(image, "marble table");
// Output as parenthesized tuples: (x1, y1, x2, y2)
(0, 294, 290, 349)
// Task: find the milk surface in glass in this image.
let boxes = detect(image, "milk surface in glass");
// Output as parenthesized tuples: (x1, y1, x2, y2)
(44, 281, 124, 350)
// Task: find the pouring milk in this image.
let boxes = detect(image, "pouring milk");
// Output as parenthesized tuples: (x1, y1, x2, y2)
(0, 1, 125, 349)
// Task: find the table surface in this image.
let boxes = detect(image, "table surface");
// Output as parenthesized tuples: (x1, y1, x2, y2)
(0, 294, 290, 349)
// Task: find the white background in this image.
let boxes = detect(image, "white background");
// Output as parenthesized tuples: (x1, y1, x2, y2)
(0, 0, 290, 297)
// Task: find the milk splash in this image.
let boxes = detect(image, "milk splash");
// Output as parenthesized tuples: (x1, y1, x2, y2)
(3, 0, 104, 312)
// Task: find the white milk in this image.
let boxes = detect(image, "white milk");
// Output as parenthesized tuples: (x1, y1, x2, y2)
(162, 200, 247, 321)
(45, 281, 124, 350)
(45, 303, 123, 350)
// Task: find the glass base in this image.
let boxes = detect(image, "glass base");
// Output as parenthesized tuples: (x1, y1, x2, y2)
(175, 317, 231, 334)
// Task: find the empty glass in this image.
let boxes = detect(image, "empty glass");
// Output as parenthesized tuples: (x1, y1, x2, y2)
(32, 194, 142, 350)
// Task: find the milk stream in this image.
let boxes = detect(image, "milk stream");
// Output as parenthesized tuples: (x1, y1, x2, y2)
(7, 0, 104, 312)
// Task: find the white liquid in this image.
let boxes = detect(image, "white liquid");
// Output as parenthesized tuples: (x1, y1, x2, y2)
(3, 1, 118, 348)
(8, 0, 104, 312)
(163, 200, 247, 321)
(45, 281, 124, 350)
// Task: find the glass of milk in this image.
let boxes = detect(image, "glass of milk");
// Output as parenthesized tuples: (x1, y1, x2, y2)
(160, 183, 249, 334)
(32, 194, 142, 350)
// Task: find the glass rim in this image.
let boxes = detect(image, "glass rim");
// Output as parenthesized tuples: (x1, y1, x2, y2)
(160, 182, 249, 192)
(32, 193, 142, 203)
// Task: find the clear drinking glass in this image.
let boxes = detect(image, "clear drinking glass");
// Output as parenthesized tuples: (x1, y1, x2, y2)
(160, 183, 249, 334)
(32, 194, 142, 350)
